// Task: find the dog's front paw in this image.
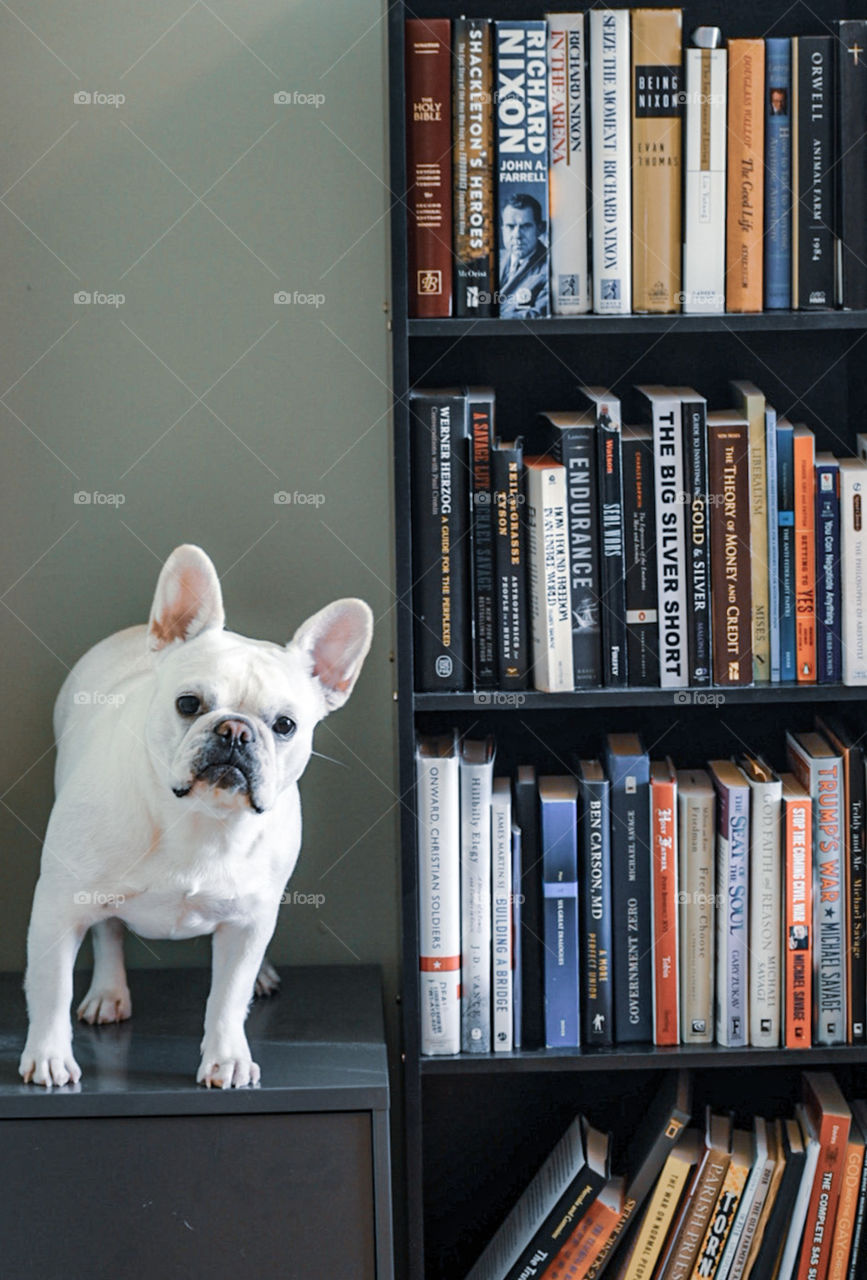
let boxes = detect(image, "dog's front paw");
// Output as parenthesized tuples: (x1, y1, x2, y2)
(19, 1042, 81, 1088)
(197, 1041, 260, 1089)
(77, 983, 132, 1026)
(254, 959, 281, 997)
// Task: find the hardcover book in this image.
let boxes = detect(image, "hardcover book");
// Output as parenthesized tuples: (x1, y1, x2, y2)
(677, 389, 712, 686)
(836, 23, 867, 309)
(580, 387, 627, 687)
(492, 777, 514, 1053)
(548, 14, 591, 315)
(838, 457, 867, 686)
(416, 732, 461, 1055)
(730, 382, 769, 684)
(716, 1118, 774, 1280)
(709, 759, 750, 1047)
(691, 1129, 753, 1280)
(766, 405, 781, 682)
(793, 424, 816, 681)
(492, 437, 530, 689)
(460, 736, 496, 1053)
(621, 427, 660, 686)
(792, 36, 835, 310)
(650, 758, 679, 1047)
(657, 1111, 732, 1280)
(495, 21, 550, 319)
(682, 36, 726, 314)
(616, 1130, 700, 1280)
(540, 776, 581, 1047)
(706, 411, 753, 686)
(453, 19, 496, 317)
(589, 10, 631, 314)
(739, 755, 782, 1048)
(763, 38, 792, 309)
(677, 770, 715, 1045)
(725, 40, 765, 312)
(577, 759, 613, 1046)
(630, 8, 683, 313)
(743, 1120, 794, 1280)
(815, 454, 841, 685)
(776, 1105, 820, 1280)
(525, 457, 574, 692)
(828, 1118, 865, 1280)
(776, 417, 797, 683)
(515, 764, 545, 1049)
(796, 1073, 852, 1280)
(405, 20, 452, 317)
(780, 773, 813, 1049)
(468, 388, 497, 688)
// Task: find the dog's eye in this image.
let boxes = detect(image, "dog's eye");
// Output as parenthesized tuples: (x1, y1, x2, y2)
(176, 695, 201, 717)
(272, 716, 296, 737)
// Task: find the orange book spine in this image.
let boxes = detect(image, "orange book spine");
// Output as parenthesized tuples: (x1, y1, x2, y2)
(797, 1109, 851, 1280)
(652, 767, 679, 1046)
(826, 1133, 865, 1280)
(793, 428, 816, 682)
(725, 40, 765, 312)
(784, 786, 813, 1048)
(538, 1197, 622, 1280)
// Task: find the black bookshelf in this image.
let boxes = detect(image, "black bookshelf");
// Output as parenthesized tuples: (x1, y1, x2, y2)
(389, 3, 867, 1277)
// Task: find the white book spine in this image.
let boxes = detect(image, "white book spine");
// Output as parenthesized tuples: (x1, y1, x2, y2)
(682, 47, 727, 313)
(651, 394, 690, 688)
(678, 788, 715, 1043)
(589, 10, 631, 314)
(840, 459, 867, 685)
(526, 464, 574, 691)
(715, 781, 750, 1046)
(548, 15, 591, 314)
(718, 1122, 772, 1280)
(416, 742, 461, 1055)
(492, 778, 513, 1052)
(460, 747, 495, 1052)
(747, 779, 782, 1046)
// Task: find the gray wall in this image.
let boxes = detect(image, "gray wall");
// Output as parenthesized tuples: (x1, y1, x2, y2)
(0, 2, 397, 991)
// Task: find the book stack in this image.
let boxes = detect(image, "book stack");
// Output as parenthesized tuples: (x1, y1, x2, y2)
(410, 384, 867, 695)
(405, 15, 867, 317)
(416, 718, 866, 1054)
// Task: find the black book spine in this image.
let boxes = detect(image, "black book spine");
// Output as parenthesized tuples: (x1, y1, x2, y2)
(469, 392, 497, 688)
(622, 433, 660, 686)
(607, 753, 653, 1044)
(579, 769, 614, 1045)
(597, 416, 628, 687)
(681, 400, 712, 686)
(849, 746, 866, 1044)
(492, 442, 530, 689)
(503, 1158, 607, 1280)
(514, 767, 544, 1049)
(795, 36, 835, 309)
(409, 392, 471, 690)
(837, 24, 867, 309)
(548, 424, 603, 686)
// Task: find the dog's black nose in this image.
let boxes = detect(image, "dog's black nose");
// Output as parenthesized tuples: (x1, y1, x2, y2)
(214, 718, 255, 746)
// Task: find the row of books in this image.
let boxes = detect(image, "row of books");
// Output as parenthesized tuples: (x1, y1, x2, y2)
(417, 719, 865, 1055)
(410, 382, 867, 694)
(406, 13, 867, 318)
(465, 1071, 865, 1280)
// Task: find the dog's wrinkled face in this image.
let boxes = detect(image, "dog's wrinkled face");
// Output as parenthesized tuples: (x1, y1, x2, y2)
(142, 545, 373, 817)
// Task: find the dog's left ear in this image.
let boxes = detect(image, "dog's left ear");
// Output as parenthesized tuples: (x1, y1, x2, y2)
(148, 545, 225, 652)
(291, 599, 373, 714)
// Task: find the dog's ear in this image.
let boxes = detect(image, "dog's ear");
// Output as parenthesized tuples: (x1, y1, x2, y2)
(148, 545, 225, 652)
(291, 599, 373, 713)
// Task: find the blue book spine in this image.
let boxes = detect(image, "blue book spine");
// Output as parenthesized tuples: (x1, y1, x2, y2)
(815, 459, 842, 684)
(578, 764, 613, 1045)
(777, 422, 797, 682)
(512, 823, 523, 1050)
(764, 38, 792, 309)
(766, 407, 781, 682)
(540, 784, 580, 1047)
(604, 742, 652, 1043)
(495, 21, 550, 319)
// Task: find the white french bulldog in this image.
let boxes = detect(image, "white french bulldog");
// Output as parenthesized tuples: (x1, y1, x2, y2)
(20, 544, 373, 1089)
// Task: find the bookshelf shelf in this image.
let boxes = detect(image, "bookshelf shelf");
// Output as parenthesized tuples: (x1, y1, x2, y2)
(413, 684, 867, 712)
(409, 310, 867, 337)
(420, 1043, 867, 1075)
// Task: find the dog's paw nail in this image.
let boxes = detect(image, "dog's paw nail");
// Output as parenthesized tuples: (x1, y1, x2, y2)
(77, 987, 132, 1026)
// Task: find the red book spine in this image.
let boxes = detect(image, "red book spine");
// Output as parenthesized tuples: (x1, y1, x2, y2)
(651, 765, 680, 1046)
(797, 1092, 851, 1280)
(405, 19, 453, 317)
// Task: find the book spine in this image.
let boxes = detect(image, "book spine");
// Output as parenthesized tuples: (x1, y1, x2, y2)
(794, 431, 817, 683)
(410, 393, 471, 690)
(847, 749, 866, 1044)
(580, 774, 613, 1046)
(797, 1109, 851, 1280)
(715, 779, 750, 1046)
(453, 19, 496, 317)
(548, 424, 603, 686)
(542, 794, 581, 1047)
(460, 752, 494, 1052)
(692, 1159, 750, 1280)
(828, 1138, 865, 1280)
(417, 748, 461, 1054)
(766, 408, 781, 683)
(469, 392, 497, 688)
(549, 16, 591, 315)
(815, 459, 842, 685)
(492, 781, 514, 1052)
(666, 1149, 732, 1280)
(815, 756, 847, 1045)
(651, 773, 679, 1046)
(526, 464, 574, 692)
(785, 792, 813, 1048)
(493, 443, 530, 689)
(840, 464, 867, 686)
(652, 397, 690, 689)
(589, 10, 631, 314)
(778, 424, 797, 682)
(515, 769, 545, 1050)
(793, 37, 835, 309)
(845, 1120, 867, 1280)
(512, 824, 523, 1050)
(749, 781, 782, 1047)
(682, 400, 712, 686)
(405, 20, 452, 318)
(707, 422, 753, 685)
(682, 47, 727, 314)
(495, 21, 550, 319)
(763, 39, 792, 309)
(742, 395, 770, 685)
(725, 41, 765, 312)
(597, 417, 628, 687)
(608, 752, 653, 1044)
(836, 22, 867, 309)
(622, 434, 660, 685)
(679, 793, 715, 1044)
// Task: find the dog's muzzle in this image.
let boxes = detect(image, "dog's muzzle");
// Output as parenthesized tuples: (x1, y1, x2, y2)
(173, 717, 266, 813)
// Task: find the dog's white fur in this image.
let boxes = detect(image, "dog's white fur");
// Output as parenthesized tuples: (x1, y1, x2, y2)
(20, 545, 372, 1089)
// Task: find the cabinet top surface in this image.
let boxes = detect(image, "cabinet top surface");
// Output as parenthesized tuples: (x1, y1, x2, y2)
(0, 965, 389, 1117)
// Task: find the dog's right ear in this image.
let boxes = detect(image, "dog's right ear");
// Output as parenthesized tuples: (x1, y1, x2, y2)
(147, 545, 225, 652)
